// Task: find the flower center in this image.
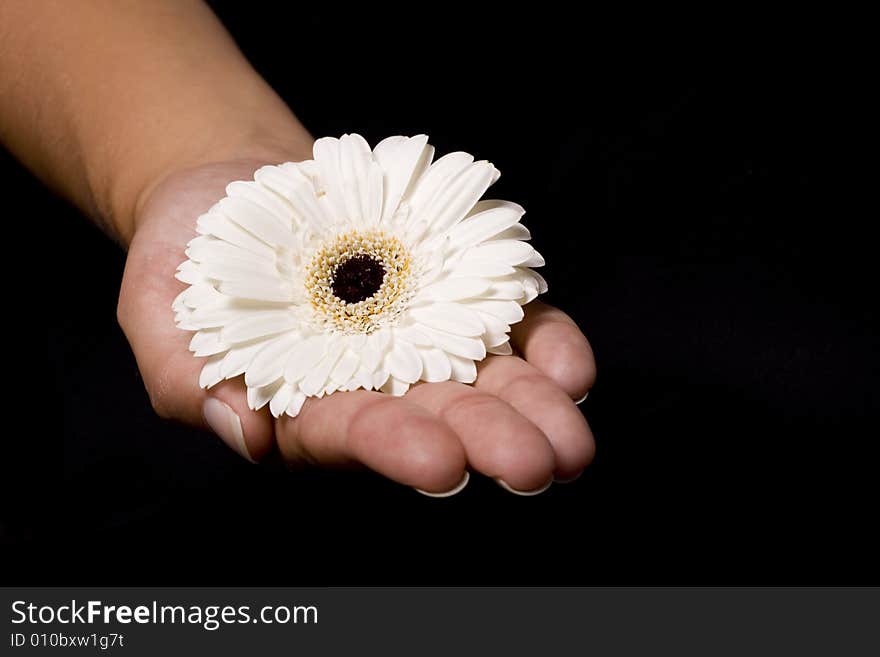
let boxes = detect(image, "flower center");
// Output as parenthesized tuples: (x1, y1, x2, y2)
(331, 254, 386, 304)
(304, 229, 416, 334)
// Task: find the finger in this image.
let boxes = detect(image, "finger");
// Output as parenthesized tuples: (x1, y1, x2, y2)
(475, 355, 595, 481)
(510, 300, 596, 400)
(118, 254, 275, 463)
(275, 390, 468, 493)
(404, 381, 556, 492)
(204, 378, 275, 463)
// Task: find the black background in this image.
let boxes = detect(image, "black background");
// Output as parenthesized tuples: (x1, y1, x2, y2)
(6, 6, 877, 583)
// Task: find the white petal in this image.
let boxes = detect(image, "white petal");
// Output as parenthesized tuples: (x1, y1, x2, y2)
(196, 260, 280, 293)
(420, 326, 487, 360)
(254, 163, 331, 234)
(226, 180, 293, 230)
(418, 346, 452, 382)
(245, 334, 300, 388)
(521, 250, 546, 268)
(448, 354, 477, 383)
(248, 380, 282, 411)
(488, 341, 513, 356)
(416, 246, 446, 284)
(189, 329, 228, 357)
(186, 304, 247, 329)
(386, 340, 423, 383)
(403, 218, 432, 245)
(221, 311, 298, 344)
(196, 211, 275, 258)
(466, 239, 536, 265)
(473, 309, 511, 336)
(347, 332, 367, 350)
(409, 303, 484, 337)
(360, 328, 391, 371)
(186, 236, 276, 272)
(380, 376, 410, 396)
(418, 161, 498, 238)
(492, 224, 531, 241)
(172, 289, 189, 312)
(338, 134, 371, 224)
(175, 260, 206, 285)
(407, 151, 474, 221)
(414, 277, 491, 303)
(445, 260, 517, 278)
(220, 340, 265, 379)
(312, 136, 349, 222)
(219, 196, 294, 248)
(353, 363, 376, 391)
(521, 276, 540, 303)
(483, 279, 526, 300)
(283, 334, 330, 383)
(286, 390, 307, 417)
(373, 134, 432, 223)
(360, 339, 382, 372)
(339, 133, 382, 226)
(296, 158, 319, 179)
(181, 283, 226, 309)
(269, 383, 295, 418)
(299, 340, 346, 396)
(387, 198, 413, 233)
(392, 322, 433, 347)
(461, 299, 524, 324)
(175, 316, 199, 332)
(366, 162, 384, 226)
(448, 200, 525, 247)
(372, 368, 390, 391)
(484, 331, 511, 348)
(198, 260, 278, 283)
(198, 354, 225, 389)
(531, 269, 549, 294)
(218, 278, 297, 303)
(330, 350, 360, 384)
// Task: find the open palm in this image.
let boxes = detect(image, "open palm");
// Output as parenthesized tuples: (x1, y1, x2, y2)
(118, 157, 596, 495)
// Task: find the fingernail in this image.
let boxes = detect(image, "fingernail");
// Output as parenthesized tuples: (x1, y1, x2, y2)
(415, 471, 470, 498)
(495, 477, 553, 496)
(575, 391, 590, 405)
(554, 471, 583, 484)
(203, 398, 255, 463)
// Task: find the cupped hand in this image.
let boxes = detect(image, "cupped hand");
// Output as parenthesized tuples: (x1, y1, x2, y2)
(118, 157, 596, 495)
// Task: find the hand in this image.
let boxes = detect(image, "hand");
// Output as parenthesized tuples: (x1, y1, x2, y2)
(118, 156, 596, 495)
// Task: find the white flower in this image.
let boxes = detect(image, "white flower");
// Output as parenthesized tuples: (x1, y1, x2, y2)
(173, 134, 547, 418)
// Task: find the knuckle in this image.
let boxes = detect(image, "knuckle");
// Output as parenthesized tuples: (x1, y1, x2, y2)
(505, 373, 556, 398)
(276, 414, 321, 467)
(347, 396, 394, 438)
(394, 415, 467, 484)
(439, 391, 500, 418)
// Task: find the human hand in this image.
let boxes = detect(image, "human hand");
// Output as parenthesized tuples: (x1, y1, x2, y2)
(118, 156, 596, 496)
(3, 0, 594, 494)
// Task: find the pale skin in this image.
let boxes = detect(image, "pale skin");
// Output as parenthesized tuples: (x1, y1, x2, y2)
(1, 1, 596, 494)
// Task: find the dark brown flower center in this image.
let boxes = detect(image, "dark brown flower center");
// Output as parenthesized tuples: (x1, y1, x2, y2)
(331, 254, 386, 304)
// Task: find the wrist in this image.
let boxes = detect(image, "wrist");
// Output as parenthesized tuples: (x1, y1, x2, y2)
(107, 120, 314, 247)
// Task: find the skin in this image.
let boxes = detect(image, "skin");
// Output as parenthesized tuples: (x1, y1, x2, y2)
(1, 0, 596, 493)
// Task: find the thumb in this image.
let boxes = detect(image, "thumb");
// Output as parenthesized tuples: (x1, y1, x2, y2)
(117, 253, 275, 463)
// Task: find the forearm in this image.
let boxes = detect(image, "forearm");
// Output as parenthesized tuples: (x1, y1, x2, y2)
(0, 0, 311, 244)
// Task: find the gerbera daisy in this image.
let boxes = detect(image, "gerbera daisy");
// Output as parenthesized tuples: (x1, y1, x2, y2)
(173, 134, 547, 417)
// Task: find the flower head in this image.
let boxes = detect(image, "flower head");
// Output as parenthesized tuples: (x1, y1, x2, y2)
(173, 134, 547, 417)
